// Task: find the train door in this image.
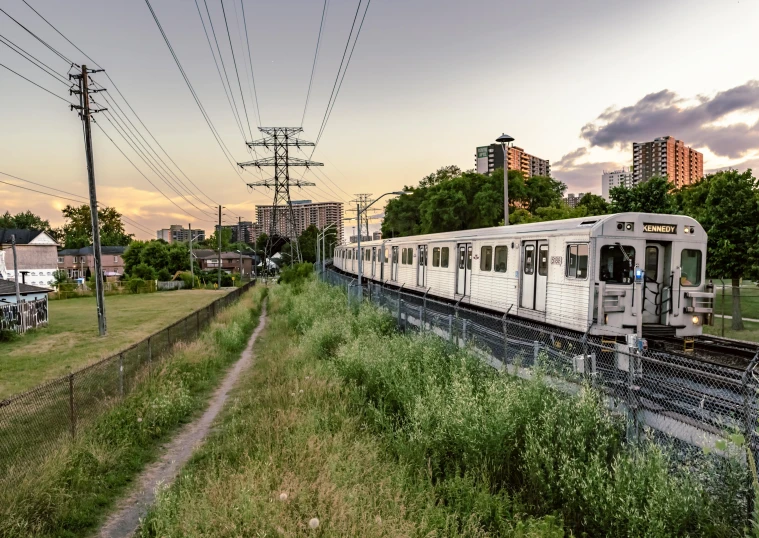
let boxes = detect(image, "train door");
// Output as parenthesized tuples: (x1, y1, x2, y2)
(417, 245, 427, 287)
(391, 246, 399, 281)
(642, 242, 669, 324)
(371, 247, 377, 277)
(520, 240, 548, 311)
(456, 243, 472, 295)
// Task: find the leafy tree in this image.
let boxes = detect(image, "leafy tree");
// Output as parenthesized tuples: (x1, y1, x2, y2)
(60, 204, 132, 249)
(132, 263, 156, 281)
(577, 193, 609, 215)
(52, 269, 69, 286)
(296, 225, 320, 263)
(157, 268, 172, 281)
(256, 233, 269, 251)
(523, 175, 566, 213)
(204, 227, 232, 251)
(678, 169, 759, 330)
(140, 241, 170, 272)
(122, 240, 146, 275)
(382, 185, 427, 237)
(609, 177, 676, 214)
(418, 165, 462, 188)
(166, 242, 190, 274)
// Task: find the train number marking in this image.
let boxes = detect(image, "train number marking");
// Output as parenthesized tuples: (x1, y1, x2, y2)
(551, 256, 563, 265)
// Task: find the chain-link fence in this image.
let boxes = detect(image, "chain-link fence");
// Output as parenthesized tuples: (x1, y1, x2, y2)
(0, 281, 255, 474)
(322, 268, 759, 517)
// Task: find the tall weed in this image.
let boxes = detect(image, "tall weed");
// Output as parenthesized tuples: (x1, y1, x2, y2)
(283, 278, 744, 537)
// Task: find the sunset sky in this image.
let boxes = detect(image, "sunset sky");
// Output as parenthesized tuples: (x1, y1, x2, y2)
(2, 0, 759, 239)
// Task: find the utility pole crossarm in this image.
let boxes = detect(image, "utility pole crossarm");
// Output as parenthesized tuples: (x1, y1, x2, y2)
(238, 157, 323, 169)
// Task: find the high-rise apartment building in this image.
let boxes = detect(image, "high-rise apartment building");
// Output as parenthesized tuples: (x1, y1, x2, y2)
(475, 144, 551, 178)
(632, 136, 703, 188)
(215, 221, 256, 244)
(601, 168, 634, 201)
(256, 200, 344, 242)
(156, 224, 205, 243)
(564, 193, 586, 208)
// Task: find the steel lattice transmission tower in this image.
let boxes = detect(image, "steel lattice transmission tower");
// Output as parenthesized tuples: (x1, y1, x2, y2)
(350, 193, 378, 239)
(238, 127, 322, 263)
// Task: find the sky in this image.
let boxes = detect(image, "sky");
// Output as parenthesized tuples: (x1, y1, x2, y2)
(2, 0, 759, 239)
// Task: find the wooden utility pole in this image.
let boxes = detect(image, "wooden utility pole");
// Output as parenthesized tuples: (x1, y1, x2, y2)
(189, 223, 194, 289)
(218, 206, 222, 288)
(238, 216, 243, 280)
(72, 65, 107, 336)
(11, 234, 20, 303)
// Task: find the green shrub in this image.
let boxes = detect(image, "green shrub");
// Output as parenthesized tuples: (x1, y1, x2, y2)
(278, 262, 313, 287)
(177, 271, 197, 289)
(132, 263, 156, 281)
(156, 268, 172, 282)
(127, 277, 146, 293)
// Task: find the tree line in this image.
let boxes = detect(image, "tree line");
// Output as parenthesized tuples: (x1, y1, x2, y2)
(382, 166, 759, 330)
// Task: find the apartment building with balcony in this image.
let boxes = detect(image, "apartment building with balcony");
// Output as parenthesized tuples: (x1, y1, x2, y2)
(475, 144, 551, 178)
(632, 136, 703, 188)
(601, 168, 634, 200)
(156, 224, 206, 244)
(256, 200, 344, 242)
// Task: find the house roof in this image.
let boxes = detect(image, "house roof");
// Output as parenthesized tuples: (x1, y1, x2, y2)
(198, 252, 253, 260)
(0, 229, 43, 245)
(58, 246, 127, 256)
(0, 279, 52, 296)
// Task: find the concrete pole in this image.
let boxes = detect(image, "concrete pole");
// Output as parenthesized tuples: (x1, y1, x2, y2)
(502, 142, 510, 226)
(189, 223, 194, 289)
(356, 203, 362, 290)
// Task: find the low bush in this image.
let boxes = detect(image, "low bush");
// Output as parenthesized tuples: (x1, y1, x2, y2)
(278, 262, 313, 288)
(156, 268, 172, 282)
(275, 278, 745, 537)
(127, 277, 146, 294)
(0, 287, 267, 538)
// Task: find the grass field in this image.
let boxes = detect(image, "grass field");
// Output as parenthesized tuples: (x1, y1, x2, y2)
(0, 287, 267, 538)
(138, 279, 746, 537)
(709, 280, 759, 320)
(704, 319, 759, 342)
(0, 290, 229, 399)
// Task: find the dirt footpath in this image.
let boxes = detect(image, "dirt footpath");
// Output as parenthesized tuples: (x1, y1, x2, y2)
(97, 302, 268, 538)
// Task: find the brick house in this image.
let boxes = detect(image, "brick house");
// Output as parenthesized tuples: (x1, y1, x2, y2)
(0, 229, 59, 287)
(196, 252, 254, 277)
(57, 246, 127, 280)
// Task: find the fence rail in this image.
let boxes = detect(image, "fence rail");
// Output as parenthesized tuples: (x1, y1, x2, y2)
(321, 267, 758, 515)
(0, 296, 48, 333)
(0, 281, 255, 474)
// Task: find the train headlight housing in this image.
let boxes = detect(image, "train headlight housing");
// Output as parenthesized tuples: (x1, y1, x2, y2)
(692, 315, 700, 325)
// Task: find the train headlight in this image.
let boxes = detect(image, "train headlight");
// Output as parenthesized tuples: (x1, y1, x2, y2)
(692, 315, 700, 325)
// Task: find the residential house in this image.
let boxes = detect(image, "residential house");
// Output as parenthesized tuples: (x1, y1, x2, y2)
(57, 246, 127, 280)
(196, 252, 254, 277)
(0, 229, 59, 287)
(0, 279, 51, 304)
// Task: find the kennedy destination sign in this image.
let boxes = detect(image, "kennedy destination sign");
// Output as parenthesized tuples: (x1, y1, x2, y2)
(643, 223, 677, 234)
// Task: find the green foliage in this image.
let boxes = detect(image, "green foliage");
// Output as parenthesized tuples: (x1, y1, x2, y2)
(204, 227, 232, 251)
(381, 166, 568, 237)
(610, 176, 676, 214)
(278, 262, 313, 287)
(0, 211, 59, 240)
(255, 232, 268, 251)
(140, 241, 170, 270)
(156, 268, 172, 282)
(51, 270, 68, 287)
(177, 271, 198, 289)
(131, 263, 156, 281)
(127, 277, 146, 293)
(124, 240, 190, 279)
(0, 329, 19, 343)
(274, 280, 746, 537)
(577, 193, 610, 215)
(60, 204, 132, 249)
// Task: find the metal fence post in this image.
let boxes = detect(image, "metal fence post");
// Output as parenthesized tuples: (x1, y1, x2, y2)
(722, 280, 726, 337)
(447, 314, 453, 343)
(462, 319, 468, 347)
(533, 341, 540, 363)
(419, 305, 424, 333)
(119, 352, 124, 398)
(197, 310, 200, 336)
(742, 352, 759, 523)
(147, 336, 152, 375)
(398, 299, 403, 329)
(68, 373, 75, 440)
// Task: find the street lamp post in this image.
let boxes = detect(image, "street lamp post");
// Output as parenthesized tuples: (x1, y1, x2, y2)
(496, 133, 515, 225)
(317, 223, 337, 278)
(354, 191, 408, 291)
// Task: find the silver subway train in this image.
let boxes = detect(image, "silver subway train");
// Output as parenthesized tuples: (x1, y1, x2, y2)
(334, 213, 715, 337)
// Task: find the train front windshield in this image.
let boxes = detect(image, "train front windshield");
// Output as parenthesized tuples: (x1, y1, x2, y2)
(599, 245, 635, 285)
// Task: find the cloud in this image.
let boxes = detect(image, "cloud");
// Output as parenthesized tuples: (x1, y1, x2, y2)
(580, 81, 759, 158)
(551, 147, 623, 193)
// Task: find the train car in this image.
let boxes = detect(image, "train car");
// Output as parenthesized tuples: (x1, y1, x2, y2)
(334, 213, 714, 338)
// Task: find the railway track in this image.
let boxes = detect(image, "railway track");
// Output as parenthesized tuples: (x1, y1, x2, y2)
(650, 334, 759, 370)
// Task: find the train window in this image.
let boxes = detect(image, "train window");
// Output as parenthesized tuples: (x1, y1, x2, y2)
(538, 245, 549, 276)
(441, 247, 449, 268)
(523, 245, 535, 275)
(432, 247, 440, 267)
(480, 246, 492, 271)
(680, 249, 702, 286)
(566, 244, 588, 279)
(467, 248, 472, 270)
(494, 246, 508, 273)
(384, 248, 389, 263)
(600, 245, 635, 284)
(401, 248, 407, 265)
(458, 249, 465, 270)
(645, 246, 658, 281)
(366, 249, 371, 261)
(392, 247, 398, 264)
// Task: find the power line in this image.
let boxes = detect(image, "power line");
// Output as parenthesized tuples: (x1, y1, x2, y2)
(219, 0, 254, 140)
(301, 0, 329, 127)
(94, 120, 215, 224)
(194, 0, 246, 141)
(0, 170, 87, 200)
(143, 0, 246, 182)
(314, 0, 371, 148)
(238, 0, 262, 126)
(0, 33, 69, 86)
(0, 61, 73, 104)
(0, 178, 85, 204)
(0, 6, 74, 65)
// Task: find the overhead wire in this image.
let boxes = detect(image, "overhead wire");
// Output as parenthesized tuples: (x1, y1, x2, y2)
(17, 0, 245, 219)
(0, 61, 74, 104)
(0, 6, 74, 65)
(301, 0, 329, 127)
(314, 0, 371, 148)
(238, 0, 262, 126)
(143, 0, 247, 184)
(219, 0, 254, 140)
(0, 33, 69, 86)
